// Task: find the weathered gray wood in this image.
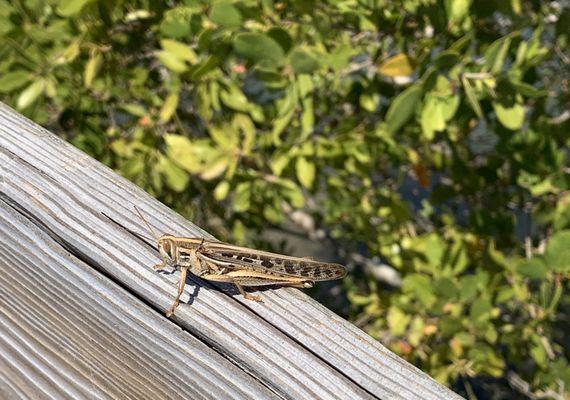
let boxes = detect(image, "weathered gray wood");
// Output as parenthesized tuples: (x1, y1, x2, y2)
(0, 202, 278, 400)
(0, 102, 464, 400)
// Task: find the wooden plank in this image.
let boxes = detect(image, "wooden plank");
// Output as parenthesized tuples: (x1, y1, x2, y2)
(0, 102, 464, 399)
(0, 199, 279, 400)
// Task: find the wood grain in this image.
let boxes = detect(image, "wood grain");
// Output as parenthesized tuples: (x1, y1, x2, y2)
(0, 102, 464, 400)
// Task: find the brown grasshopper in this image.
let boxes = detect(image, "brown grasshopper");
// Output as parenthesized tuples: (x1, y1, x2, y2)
(135, 208, 347, 317)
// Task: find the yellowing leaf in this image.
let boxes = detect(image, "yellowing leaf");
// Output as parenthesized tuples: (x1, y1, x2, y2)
(493, 97, 525, 130)
(159, 92, 179, 122)
(387, 306, 411, 336)
(296, 156, 316, 189)
(232, 114, 256, 155)
(160, 39, 198, 64)
(219, 84, 250, 112)
(84, 52, 102, 88)
(200, 155, 229, 180)
(156, 50, 188, 73)
(378, 54, 415, 77)
(164, 134, 201, 173)
(270, 152, 290, 176)
(214, 181, 230, 200)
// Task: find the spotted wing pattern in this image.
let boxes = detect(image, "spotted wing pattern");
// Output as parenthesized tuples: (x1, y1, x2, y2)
(200, 247, 346, 281)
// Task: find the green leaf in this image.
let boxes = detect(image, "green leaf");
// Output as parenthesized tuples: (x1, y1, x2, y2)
(164, 134, 206, 173)
(433, 278, 458, 299)
(493, 97, 525, 130)
(484, 34, 514, 73)
(462, 76, 483, 118)
(160, 39, 198, 63)
(220, 84, 250, 112)
(530, 342, 547, 368)
(270, 152, 291, 176)
(277, 179, 305, 208)
(544, 230, 570, 272)
(57, 0, 94, 16)
(233, 32, 285, 67)
(378, 54, 415, 77)
(300, 97, 314, 139)
(387, 306, 411, 336)
(120, 103, 147, 117)
(385, 85, 422, 134)
(210, 2, 242, 28)
(511, 80, 547, 97)
(421, 95, 446, 140)
(17, 79, 45, 109)
(159, 92, 179, 122)
(158, 156, 189, 192)
(263, 203, 284, 223)
(470, 297, 492, 323)
(160, 7, 197, 38)
(403, 274, 436, 306)
(200, 155, 229, 180)
(459, 276, 479, 302)
(214, 181, 230, 201)
(233, 182, 251, 212)
(156, 50, 188, 73)
(289, 48, 320, 74)
(296, 157, 316, 189)
(328, 44, 355, 72)
(0, 71, 31, 93)
(267, 27, 293, 53)
(517, 258, 548, 279)
(84, 52, 102, 88)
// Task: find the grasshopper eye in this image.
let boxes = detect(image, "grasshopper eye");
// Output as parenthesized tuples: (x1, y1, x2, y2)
(159, 239, 174, 261)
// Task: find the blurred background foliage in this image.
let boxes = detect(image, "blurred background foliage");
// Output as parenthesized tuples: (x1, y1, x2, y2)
(0, 0, 568, 398)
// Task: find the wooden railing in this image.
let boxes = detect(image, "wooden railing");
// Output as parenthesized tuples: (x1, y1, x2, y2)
(0, 102, 464, 399)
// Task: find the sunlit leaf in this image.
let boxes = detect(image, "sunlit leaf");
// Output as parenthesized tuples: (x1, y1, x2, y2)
(17, 79, 45, 109)
(159, 92, 179, 122)
(296, 156, 315, 189)
(84, 52, 102, 88)
(57, 0, 94, 16)
(493, 97, 525, 130)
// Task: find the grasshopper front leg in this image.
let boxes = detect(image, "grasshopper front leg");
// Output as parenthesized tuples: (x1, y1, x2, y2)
(165, 247, 202, 317)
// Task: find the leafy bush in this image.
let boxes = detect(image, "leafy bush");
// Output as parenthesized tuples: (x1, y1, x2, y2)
(1, 0, 568, 398)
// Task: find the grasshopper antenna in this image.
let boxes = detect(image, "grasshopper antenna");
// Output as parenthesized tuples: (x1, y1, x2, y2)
(134, 205, 159, 242)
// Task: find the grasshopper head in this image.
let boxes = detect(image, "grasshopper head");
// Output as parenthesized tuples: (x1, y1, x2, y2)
(157, 235, 177, 266)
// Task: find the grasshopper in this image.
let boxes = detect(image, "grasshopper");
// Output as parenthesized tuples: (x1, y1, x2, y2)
(135, 208, 347, 317)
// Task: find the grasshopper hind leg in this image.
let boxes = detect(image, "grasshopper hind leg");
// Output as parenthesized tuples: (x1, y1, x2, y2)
(233, 282, 263, 302)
